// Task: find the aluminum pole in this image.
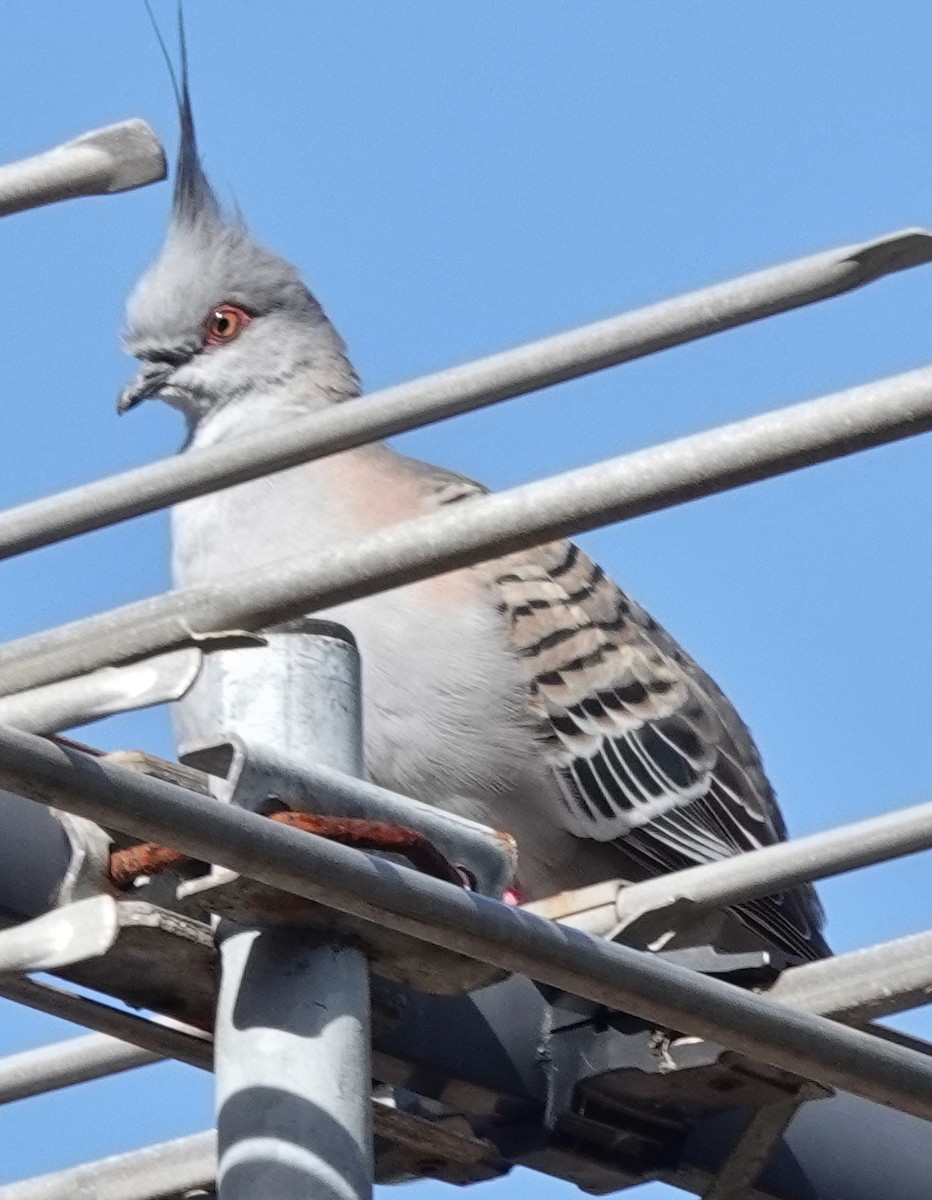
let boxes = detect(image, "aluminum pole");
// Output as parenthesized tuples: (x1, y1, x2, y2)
(2, 362, 932, 698)
(0, 1132, 216, 1200)
(768, 929, 932, 1025)
(0, 975, 212, 1071)
(528, 797, 932, 943)
(0, 1033, 158, 1105)
(0, 725, 929, 1121)
(215, 929, 372, 1200)
(0, 229, 928, 560)
(210, 628, 373, 1200)
(611, 796, 932, 937)
(0, 120, 166, 218)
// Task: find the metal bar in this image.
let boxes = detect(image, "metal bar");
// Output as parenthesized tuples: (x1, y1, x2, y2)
(529, 799, 932, 942)
(0, 727, 930, 1122)
(211, 626, 373, 1200)
(0, 896, 119, 975)
(769, 930, 932, 1025)
(0, 975, 212, 1070)
(0, 120, 166, 218)
(0, 647, 202, 736)
(215, 929, 372, 1200)
(172, 627, 365, 777)
(0, 228, 929, 561)
(0, 1032, 159, 1105)
(0, 1131, 216, 1200)
(611, 797, 932, 937)
(4, 361, 932, 698)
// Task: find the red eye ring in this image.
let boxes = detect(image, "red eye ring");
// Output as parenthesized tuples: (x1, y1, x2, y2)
(204, 304, 251, 347)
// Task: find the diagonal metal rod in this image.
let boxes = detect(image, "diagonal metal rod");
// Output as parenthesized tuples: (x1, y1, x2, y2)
(0, 725, 929, 1122)
(0, 1131, 216, 1200)
(0, 120, 166, 218)
(530, 800, 932, 941)
(2, 361, 932, 697)
(0, 229, 929, 562)
(0, 1032, 159, 1105)
(612, 797, 932, 936)
(0, 975, 212, 1069)
(768, 929, 932, 1025)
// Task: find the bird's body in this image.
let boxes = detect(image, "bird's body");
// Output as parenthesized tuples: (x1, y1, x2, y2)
(172, 422, 620, 902)
(170, 397, 827, 958)
(121, 42, 829, 962)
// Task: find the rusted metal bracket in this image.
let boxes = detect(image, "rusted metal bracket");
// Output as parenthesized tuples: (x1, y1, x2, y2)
(110, 811, 467, 890)
(108, 805, 505, 994)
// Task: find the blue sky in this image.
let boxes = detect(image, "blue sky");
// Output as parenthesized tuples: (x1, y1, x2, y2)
(0, 2, 930, 1195)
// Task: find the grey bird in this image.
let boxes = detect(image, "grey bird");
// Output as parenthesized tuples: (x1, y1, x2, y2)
(119, 38, 829, 963)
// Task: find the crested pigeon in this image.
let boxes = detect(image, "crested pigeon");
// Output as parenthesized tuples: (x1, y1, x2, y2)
(119, 31, 829, 963)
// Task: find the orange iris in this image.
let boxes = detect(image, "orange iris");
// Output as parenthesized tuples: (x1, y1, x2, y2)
(204, 304, 251, 346)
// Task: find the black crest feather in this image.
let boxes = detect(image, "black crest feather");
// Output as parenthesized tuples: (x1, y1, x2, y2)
(143, 1, 221, 225)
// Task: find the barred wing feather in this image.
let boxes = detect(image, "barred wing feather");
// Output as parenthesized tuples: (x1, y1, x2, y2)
(491, 539, 829, 962)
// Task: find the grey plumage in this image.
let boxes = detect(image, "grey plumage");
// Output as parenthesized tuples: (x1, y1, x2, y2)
(121, 8, 356, 420)
(119, 24, 829, 962)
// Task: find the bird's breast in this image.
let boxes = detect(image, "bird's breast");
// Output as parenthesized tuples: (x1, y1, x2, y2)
(170, 455, 536, 811)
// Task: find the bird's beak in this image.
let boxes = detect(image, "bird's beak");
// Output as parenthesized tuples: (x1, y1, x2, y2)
(117, 363, 173, 414)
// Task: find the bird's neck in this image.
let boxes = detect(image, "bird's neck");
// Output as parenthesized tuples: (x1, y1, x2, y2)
(185, 375, 356, 451)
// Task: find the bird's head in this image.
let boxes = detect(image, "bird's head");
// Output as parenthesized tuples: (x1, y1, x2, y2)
(119, 17, 358, 428)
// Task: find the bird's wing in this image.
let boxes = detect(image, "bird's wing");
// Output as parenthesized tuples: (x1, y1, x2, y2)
(414, 456, 827, 958)
(485, 537, 828, 960)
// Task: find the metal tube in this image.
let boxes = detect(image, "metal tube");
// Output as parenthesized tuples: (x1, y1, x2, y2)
(0, 1033, 159, 1105)
(3, 361, 932, 697)
(0, 1131, 216, 1200)
(0, 725, 929, 1121)
(769, 929, 932, 1025)
(0, 647, 202, 736)
(215, 929, 372, 1200)
(171, 627, 364, 779)
(0, 120, 166, 218)
(211, 627, 373, 1200)
(0, 229, 929, 560)
(612, 797, 932, 935)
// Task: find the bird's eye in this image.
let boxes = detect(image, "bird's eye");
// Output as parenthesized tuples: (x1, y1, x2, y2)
(204, 304, 251, 347)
